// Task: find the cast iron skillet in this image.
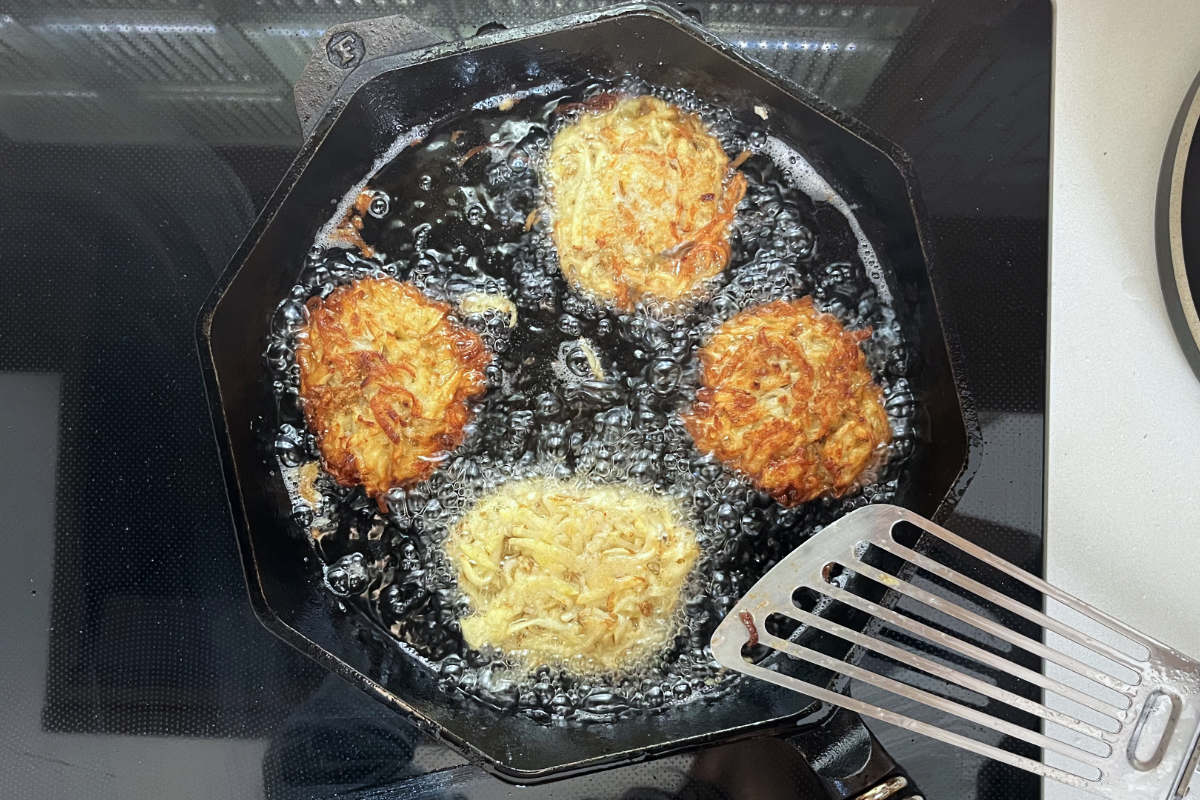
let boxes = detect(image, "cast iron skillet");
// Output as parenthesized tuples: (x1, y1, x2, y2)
(197, 2, 976, 795)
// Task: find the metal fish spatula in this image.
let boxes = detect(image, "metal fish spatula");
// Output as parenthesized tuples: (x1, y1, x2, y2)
(711, 504, 1200, 800)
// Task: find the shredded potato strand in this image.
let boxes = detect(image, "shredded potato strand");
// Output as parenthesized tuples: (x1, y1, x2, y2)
(446, 478, 700, 672)
(458, 292, 518, 328)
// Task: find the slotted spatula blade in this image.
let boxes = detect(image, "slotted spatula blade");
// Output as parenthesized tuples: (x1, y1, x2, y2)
(711, 504, 1200, 800)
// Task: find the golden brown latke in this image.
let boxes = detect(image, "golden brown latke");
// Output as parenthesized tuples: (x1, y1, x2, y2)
(545, 94, 747, 310)
(683, 297, 890, 506)
(297, 278, 490, 506)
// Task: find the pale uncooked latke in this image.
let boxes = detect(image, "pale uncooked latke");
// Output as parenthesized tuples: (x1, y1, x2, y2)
(446, 477, 700, 672)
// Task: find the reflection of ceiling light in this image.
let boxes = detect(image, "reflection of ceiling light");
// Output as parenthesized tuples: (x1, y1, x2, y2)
(0, 88, 99, 98)
(734, 39, 859, 52)
(42, 22, 218, 35)
(254, 26, 325, 38)
(144, 88, 278, 102)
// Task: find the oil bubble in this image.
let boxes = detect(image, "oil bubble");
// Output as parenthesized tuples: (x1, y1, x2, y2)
(646, 357, 682, 395)
(325, 553, 370, 596)
(367, 191, 390, 218)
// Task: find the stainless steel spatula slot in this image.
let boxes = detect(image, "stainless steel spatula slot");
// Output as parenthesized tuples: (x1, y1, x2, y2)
(711, 504, 1200, 800)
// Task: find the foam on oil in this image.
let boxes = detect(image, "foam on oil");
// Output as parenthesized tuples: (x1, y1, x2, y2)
(266, 78, 920, 723)
(759, 135, 892, 305)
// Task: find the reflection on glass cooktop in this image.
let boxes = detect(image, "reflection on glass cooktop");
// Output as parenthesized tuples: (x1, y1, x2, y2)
(0, 1, 1049, 798)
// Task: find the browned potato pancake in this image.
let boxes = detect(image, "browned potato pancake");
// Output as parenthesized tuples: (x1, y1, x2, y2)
(545, 94, 747, 310)
(297, 277, 490, 505)
(683, 298, 890, 506)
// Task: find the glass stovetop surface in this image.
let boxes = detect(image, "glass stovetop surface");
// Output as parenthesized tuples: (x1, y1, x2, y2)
(0, 1, 1050, 797)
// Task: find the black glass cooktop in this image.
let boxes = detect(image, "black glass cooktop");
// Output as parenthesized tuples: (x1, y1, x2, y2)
(0, 1, 1050, 798)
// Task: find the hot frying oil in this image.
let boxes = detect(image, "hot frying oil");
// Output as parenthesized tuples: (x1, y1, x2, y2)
(265, 78, 918, 722)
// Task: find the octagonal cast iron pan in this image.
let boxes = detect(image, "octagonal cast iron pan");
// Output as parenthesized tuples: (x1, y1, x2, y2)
(197, 2, 978, 794)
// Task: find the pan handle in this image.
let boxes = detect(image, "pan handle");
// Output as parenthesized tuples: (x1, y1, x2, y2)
(291, 4, 712, 138)
(293, 15, 444, 137)
(787, 706, 923, 800)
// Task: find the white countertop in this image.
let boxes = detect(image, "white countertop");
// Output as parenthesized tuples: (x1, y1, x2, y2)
(1049, 0, 1200, 796)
